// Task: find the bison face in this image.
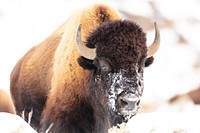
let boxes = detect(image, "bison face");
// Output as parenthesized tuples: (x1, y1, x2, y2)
(93, 57, 144, 125)
(77, 20, 160, 126)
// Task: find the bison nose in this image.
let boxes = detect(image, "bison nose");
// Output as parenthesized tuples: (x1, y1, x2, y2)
(117, 93, 140, 110)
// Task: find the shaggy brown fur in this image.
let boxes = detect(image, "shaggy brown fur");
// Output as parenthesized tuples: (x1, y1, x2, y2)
(87, 20, 147, 71)
(0, 90, 15, 114)
(10, 4, 154, 133)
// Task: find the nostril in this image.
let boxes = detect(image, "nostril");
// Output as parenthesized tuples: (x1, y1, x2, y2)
(118, 98, 128, 108)
(138, 81, 141, 86)
(136, 99, 140, 106)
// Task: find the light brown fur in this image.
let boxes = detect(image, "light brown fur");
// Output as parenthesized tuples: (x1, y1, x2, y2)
(42, 3, 120, 124)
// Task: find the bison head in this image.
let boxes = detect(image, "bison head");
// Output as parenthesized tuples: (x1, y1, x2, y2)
(77, 20, 160, 125)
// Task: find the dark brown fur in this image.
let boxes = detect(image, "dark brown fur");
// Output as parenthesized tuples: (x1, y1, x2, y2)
(87, 20, 147, 70)
(78, 20, 153, 72)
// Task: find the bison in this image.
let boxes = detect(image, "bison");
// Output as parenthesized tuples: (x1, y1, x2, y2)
(10, 4, 160, 133)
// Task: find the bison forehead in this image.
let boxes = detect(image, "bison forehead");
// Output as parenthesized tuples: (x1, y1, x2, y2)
(86, 20, 147, 68)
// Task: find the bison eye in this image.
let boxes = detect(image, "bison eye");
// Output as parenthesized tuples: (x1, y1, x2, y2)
(99, 59, 112, 73)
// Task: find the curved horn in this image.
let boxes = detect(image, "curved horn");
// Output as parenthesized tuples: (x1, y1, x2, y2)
(147, 22, 160, 58)
(76, 24, 96, 60)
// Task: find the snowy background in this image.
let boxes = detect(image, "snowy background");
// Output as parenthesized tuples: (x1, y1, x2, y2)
(0, 0, 200, 132)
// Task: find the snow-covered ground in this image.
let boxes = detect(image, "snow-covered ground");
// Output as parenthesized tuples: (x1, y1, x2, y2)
(1, 0, 200, 132)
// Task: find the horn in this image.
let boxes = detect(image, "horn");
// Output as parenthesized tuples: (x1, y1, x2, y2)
(76, 24, 96, 60)
(147, 22, 160, 58)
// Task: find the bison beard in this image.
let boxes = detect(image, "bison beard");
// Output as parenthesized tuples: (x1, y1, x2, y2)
(10, 4, 159, 133)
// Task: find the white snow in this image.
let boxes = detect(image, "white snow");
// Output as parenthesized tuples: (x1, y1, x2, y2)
(0, 112, 37, 133)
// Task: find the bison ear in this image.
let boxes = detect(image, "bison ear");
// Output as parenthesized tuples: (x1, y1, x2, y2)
(77, 57, 96, 70)
(145, 56, 154, 67)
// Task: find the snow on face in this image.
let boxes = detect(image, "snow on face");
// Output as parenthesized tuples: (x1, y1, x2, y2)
(107, 64, 144, 113)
